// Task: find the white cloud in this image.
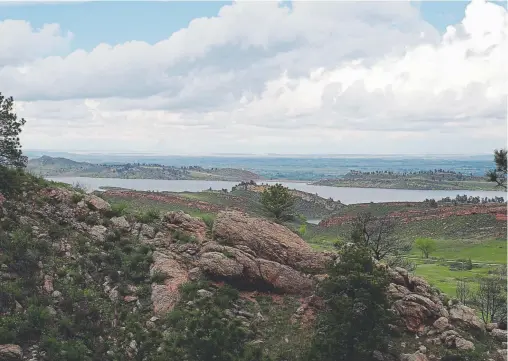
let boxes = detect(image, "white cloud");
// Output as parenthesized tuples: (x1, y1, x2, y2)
(0, 20, 72, 66)
(1, 0, 507, 154)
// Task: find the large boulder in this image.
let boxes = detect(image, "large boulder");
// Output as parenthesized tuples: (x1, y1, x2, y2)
(197, 243, 314, 294)
(0, 344, 22, 360)
(392, 294, 445, 333)
(449, 304, 486, 332)
(212, 210, 332, 273)
(84, 194, 111, 212)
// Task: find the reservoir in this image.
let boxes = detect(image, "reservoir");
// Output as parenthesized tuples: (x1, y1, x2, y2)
(48, 177, 507, 205)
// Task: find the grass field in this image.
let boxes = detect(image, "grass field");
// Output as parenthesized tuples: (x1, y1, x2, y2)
(408, 237, 506, 297)
(409, 238, 507, 264)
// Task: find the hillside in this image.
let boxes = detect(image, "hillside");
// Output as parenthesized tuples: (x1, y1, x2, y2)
(97, 182, 344, 221)
(27, 156, 261, 182)
(0, 173, 507, 361)
(314, 170, 499, 191)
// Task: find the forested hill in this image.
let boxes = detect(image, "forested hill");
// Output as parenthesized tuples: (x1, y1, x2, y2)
(27, 156, 261, 182)
(314, 169, 499, 191)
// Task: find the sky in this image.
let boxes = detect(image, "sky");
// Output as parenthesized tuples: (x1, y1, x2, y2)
(0, 0, 507, 155)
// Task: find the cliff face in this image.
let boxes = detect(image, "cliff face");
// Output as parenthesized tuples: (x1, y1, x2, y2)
(0, 184, 505, 361)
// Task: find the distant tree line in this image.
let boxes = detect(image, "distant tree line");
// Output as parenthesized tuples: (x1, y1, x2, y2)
(424, 194, 505, 206)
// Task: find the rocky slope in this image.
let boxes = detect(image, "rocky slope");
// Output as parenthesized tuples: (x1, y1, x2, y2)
(0, 183, 506, 361)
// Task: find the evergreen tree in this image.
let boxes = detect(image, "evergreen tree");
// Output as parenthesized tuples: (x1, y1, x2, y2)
(307, 244, 394, 361)
(0, 93, 27, 168)
(260, 183, 294, 221)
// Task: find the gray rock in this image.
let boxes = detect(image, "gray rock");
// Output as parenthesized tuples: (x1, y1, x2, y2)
(0, 344, 22, 360)
(90, 225, 108, 242)
(487, 323, 499, 331)
(492, 329, 508, 342)
(84, 195, 111, 212)
(433, 317, 450, 332)
(110, 216, 130, 231)
(197, 289, 213, 298)
(455, 337, 475, 351)
(140, 224, 156, 239)
(495, 349, 508, 361)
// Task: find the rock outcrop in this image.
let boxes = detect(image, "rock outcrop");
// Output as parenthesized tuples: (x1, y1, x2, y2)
(163, 211, 208, 243)
(213, 210, 333, 274)
(4, 185, 505, 361)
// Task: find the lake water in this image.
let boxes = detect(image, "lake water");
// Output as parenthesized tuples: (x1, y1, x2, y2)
(48, 176, 506, 205)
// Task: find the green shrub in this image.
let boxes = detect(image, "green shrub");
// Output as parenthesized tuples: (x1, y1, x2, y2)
(135, 209, 160, 224)
(71, 193, 84, 204)
(172, 229, 196, 244)
(105, 202, 129, 218)
(157, 282, 261, 361)
(307, 244, 394, 361)
(150, 271, 168, 284)
(201, 214, 215, 230)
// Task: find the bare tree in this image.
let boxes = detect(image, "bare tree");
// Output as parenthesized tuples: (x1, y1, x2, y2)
(456, 278, 471, 305)
(350, 212, 412, 262)
(473, 276, 507, 324)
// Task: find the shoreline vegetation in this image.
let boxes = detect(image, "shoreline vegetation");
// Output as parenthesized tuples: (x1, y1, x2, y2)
(313, 169, 501, 191)
(28, 155, 503, 191)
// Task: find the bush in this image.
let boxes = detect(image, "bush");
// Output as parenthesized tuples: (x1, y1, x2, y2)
(172, 230, 196, 244)
(71, 193, 84, 204)
(157, 282, 262, 361)
(201, 214, 215, 230)
(307, 244, 394, 361)
(135, 209, 160, 224)
(105, 202, 129, 218)
(150, 271, 168, 284)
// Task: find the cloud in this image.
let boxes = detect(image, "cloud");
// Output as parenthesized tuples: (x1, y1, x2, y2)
(1, 0, 507, 154)
(0, 20, 72, 66)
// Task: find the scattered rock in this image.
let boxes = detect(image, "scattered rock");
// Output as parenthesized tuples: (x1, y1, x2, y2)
(0, 344, 22, 360)
(110, 216, 130, 231)
(124, 296, 138, 303)
(197, 289, 213, 298)
(84, 194, 111, 212)
(433, 317, 450, 332)
(494, 349, 508, 361)
(188, 267, 203, 281)
(140, 224, 156, 239)
(43, 275, 54, 293)
(400, 351, 428, 361)
(487, 323, 499, 332)
(449, 304, 486, 332)
(491, 329, 508, 342)
(89, 225, 108, 242)
(455, 337, 475, 351)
